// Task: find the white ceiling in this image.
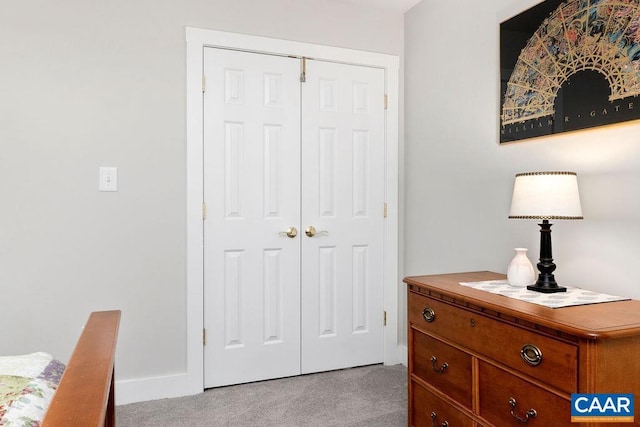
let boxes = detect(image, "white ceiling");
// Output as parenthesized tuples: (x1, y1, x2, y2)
(331, 0, 422, 13)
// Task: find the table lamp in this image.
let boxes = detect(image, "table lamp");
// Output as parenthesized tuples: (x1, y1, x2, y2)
(508, 172, 583, 293)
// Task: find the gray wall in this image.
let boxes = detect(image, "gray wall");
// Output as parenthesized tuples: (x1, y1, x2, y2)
(404, 0, 640, 309)
(0, 0, 403, 385)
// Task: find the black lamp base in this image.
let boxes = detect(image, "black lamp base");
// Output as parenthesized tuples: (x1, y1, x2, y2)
(527, 220, 567, 293)
(527, 282, 567, 293)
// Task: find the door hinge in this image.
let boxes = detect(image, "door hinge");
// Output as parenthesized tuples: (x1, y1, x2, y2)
(383, 202, 388, 218)
(203, 328, 206, 346)
(384, 94, 388, 109)
(202, 75, 206, 93)
(300, 57, 307, 83)
(202, 202, 207, 220)
(383, 311, 387, 326)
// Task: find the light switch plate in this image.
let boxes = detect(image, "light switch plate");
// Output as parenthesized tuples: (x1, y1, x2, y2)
(99, 167, 118, 192)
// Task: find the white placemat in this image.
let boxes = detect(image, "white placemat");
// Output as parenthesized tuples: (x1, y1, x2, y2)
(459, 280, 630, 308)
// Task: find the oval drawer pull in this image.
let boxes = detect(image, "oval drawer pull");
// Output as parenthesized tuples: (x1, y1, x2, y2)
(430, 356, 448, 374)
(509, 397, 537, 423)
(430, 411, 449, 427)
(422, 307, 436, 323)
(521, 344, 543, 366)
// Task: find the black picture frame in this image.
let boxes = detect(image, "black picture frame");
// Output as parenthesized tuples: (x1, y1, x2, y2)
(500, 0, 640, 143)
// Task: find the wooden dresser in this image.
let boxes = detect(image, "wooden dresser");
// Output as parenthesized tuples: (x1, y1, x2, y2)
(405, 271, 640, 427)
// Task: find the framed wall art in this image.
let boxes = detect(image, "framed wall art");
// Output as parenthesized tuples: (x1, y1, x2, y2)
(500, 0, 640, 143)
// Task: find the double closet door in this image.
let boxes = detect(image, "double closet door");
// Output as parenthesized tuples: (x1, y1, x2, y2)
(203, 47, 386, 388)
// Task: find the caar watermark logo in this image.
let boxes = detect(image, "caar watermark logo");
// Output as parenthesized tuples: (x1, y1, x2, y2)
(571, 394, 634, 423)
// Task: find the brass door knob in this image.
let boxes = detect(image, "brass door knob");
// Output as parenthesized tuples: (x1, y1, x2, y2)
(305, 226, 328, 237)
(279, 227, 297, 238)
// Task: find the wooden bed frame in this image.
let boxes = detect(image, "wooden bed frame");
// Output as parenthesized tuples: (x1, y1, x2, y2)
(41, 310, 121, 427)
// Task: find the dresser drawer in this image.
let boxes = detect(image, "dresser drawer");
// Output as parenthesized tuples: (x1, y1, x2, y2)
(411, 327, 472, 408)
(410, 380, 474, 427)
(409, 291, 578, 393)
(477, 361, 572, 426)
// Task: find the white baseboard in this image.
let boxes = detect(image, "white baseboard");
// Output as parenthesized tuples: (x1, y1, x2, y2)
(116, 373, 202, 405)
(382, 344, 407, 369)
(116, 346, 408, 405)
(399, 344, 408, 366)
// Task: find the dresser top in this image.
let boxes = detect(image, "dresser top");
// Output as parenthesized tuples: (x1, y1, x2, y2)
(404, 271, 640, 340)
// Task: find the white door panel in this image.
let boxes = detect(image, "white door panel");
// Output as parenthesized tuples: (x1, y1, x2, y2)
(301, 60, 385, 374)
(203, 50, 386, 386)
(203, 48, 301, 388)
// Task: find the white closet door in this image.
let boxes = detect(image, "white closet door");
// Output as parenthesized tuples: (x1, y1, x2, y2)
(300, 60, 386, 374)
(203, 47, 302, 388)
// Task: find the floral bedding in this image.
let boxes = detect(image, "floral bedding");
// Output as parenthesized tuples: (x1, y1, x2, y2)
(0, 352, 65, 426)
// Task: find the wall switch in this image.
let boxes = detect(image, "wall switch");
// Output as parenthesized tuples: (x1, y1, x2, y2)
(99, 167, 118, 192)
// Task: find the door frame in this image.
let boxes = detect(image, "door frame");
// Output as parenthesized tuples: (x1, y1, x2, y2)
(186, 27, 400, 392)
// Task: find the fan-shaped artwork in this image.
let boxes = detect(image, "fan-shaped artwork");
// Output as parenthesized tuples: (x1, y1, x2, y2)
(500, 0, 640, 142)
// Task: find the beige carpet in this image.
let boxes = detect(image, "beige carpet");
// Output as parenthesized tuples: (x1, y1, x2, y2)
(117, 364, 407, 426)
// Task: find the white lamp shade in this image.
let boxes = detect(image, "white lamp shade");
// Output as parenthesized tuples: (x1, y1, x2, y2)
(509, 172, 583, 220)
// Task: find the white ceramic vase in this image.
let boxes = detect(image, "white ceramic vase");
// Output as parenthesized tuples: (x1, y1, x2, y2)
(507, 248, 536, 287)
